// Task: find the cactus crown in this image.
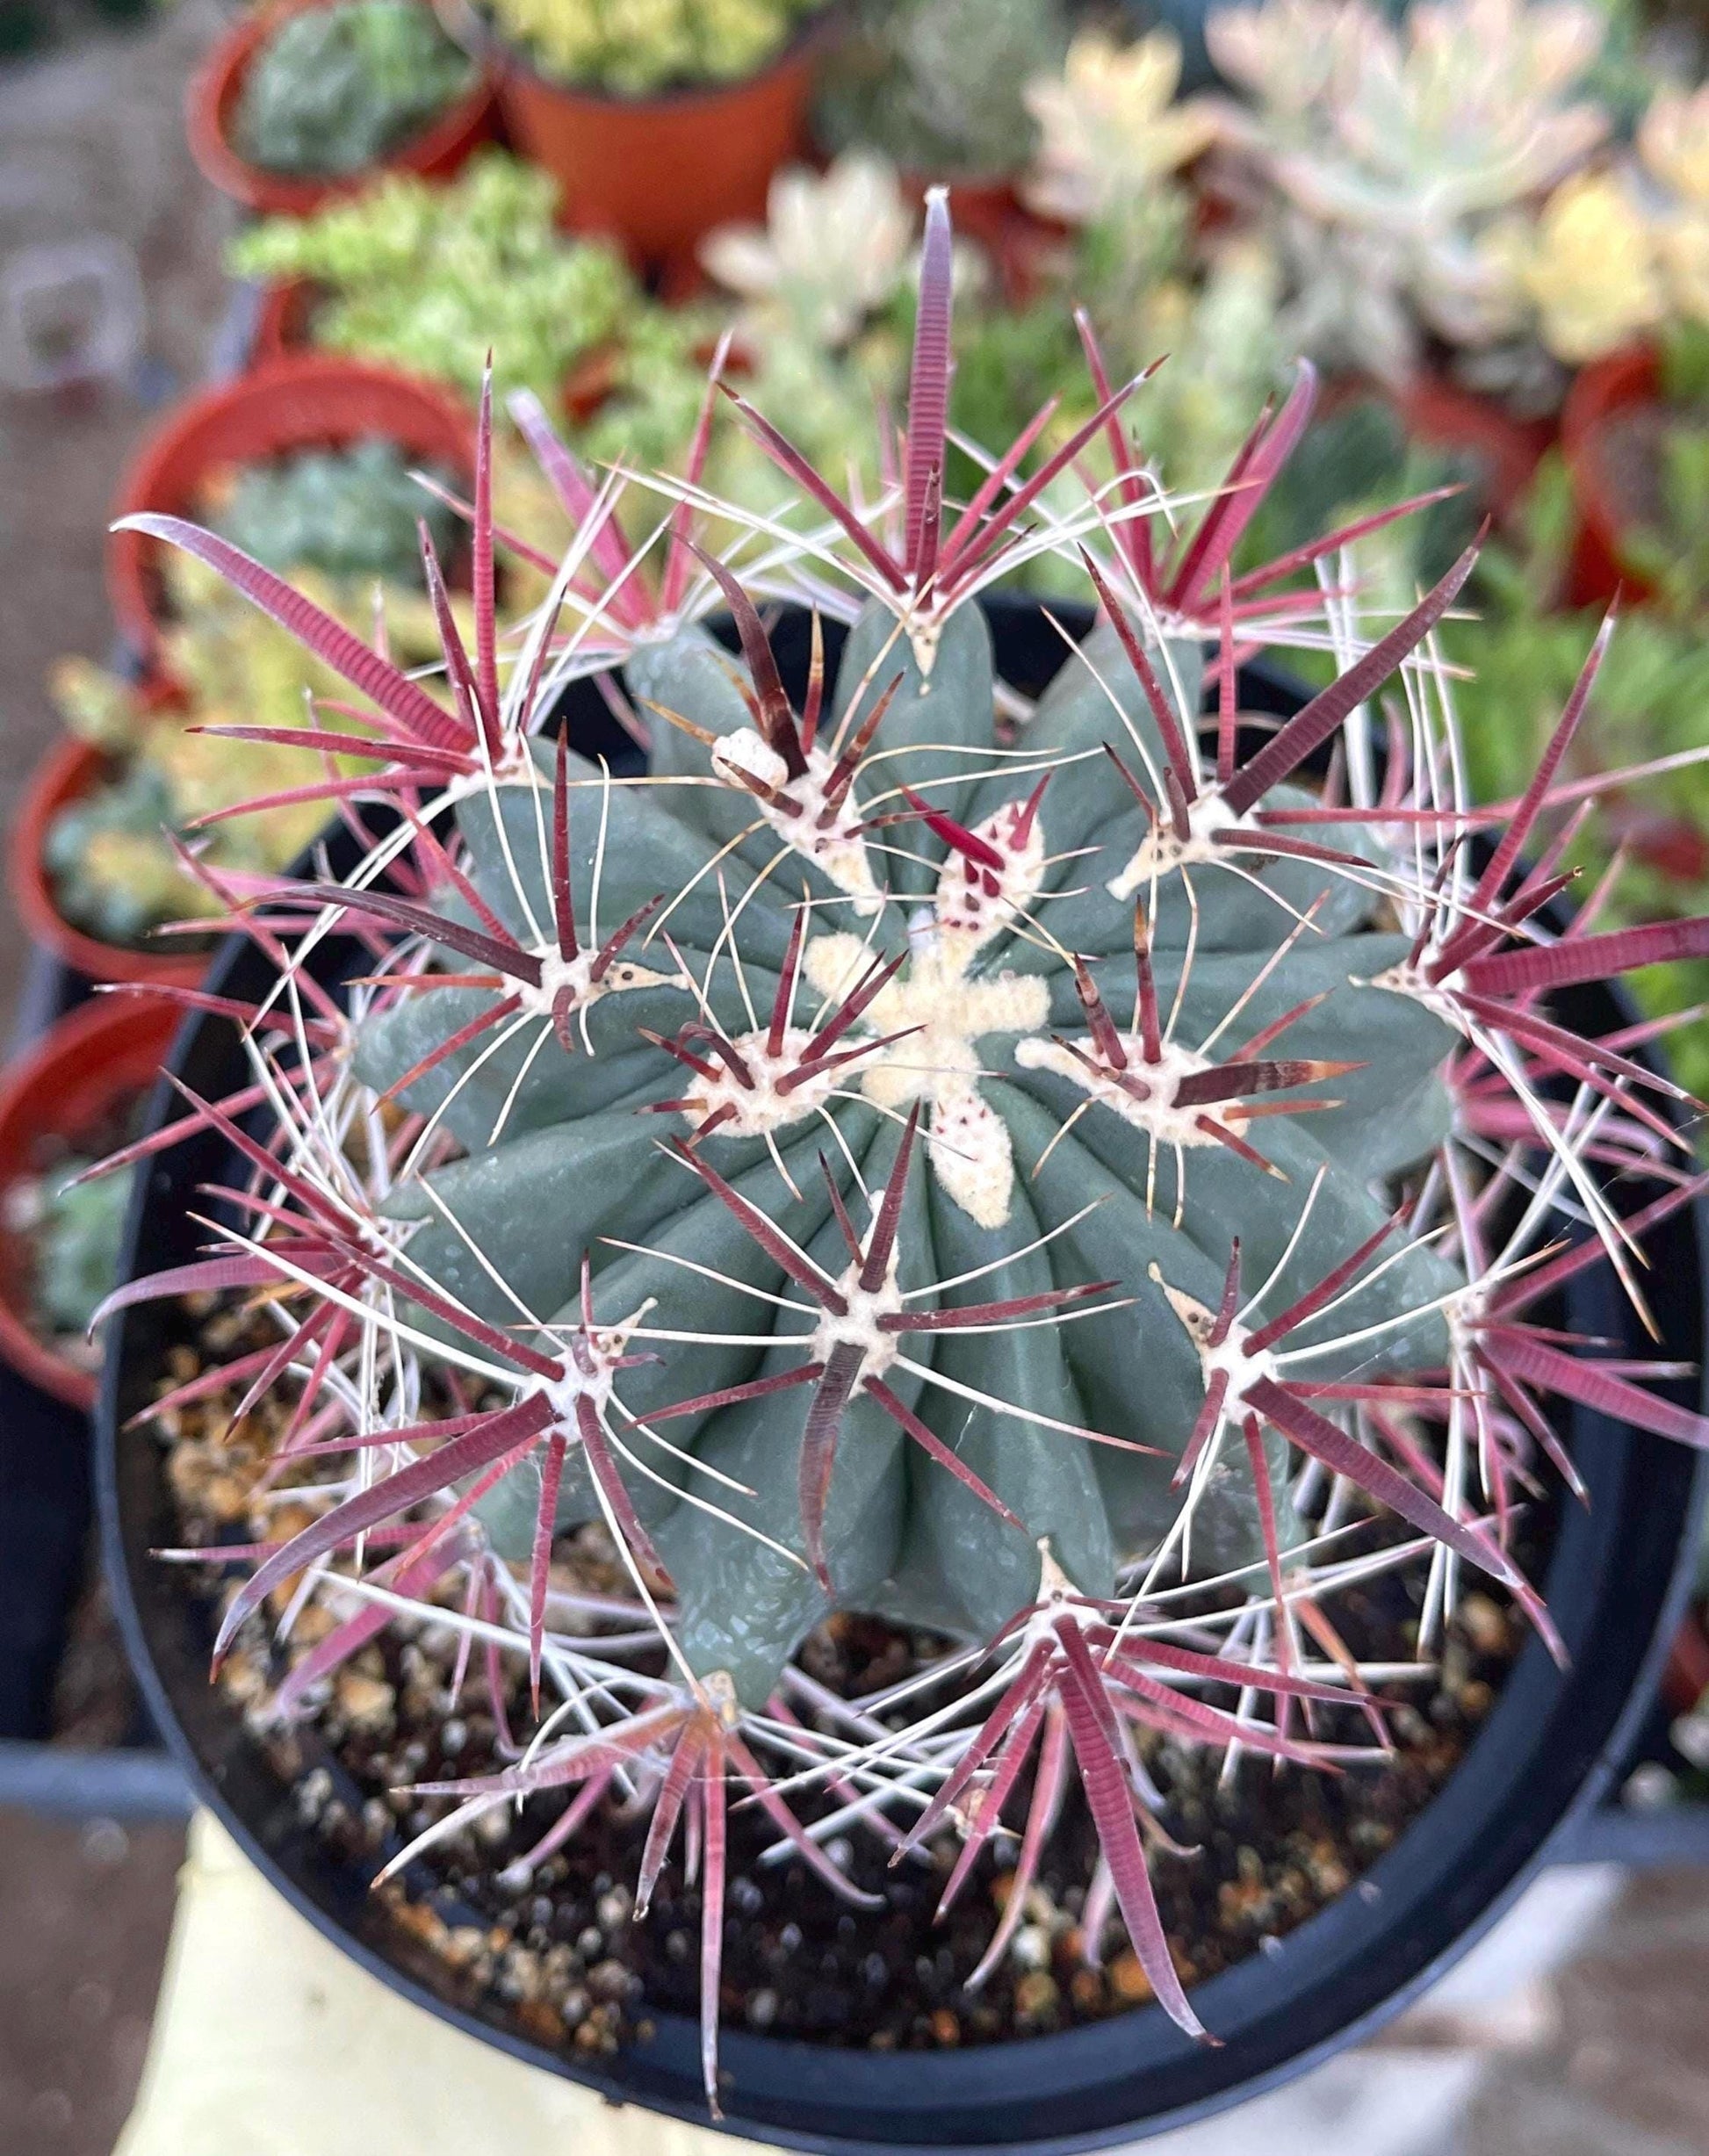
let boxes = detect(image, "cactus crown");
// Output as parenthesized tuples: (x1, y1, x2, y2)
(112, 193, 1709, 2114)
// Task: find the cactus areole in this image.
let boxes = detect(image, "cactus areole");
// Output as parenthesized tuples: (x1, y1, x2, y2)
(104, 193, 1709, 2127)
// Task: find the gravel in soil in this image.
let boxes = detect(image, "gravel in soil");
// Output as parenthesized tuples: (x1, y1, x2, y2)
(150, 1299, 1529, 2060)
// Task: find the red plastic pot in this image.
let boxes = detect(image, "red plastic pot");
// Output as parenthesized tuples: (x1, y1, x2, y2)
(106, 352, 474, 662)
(11, 737, 213, 993)
(0, 995, 181, 1409)
(1664, 1606, 1709, 1719)
(186, 0, 497, 218)
(494, 21, 825, 273)
(1561, 345, 1662, 610)
(252, 278, 315, 364)
(249, 278, 622, 431)
(1390, 369, 1556, 521)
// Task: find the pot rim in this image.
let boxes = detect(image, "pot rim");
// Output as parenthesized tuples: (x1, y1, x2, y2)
(1560, 343, 1662, 591)
(0, 992, 181, 1409)
(185, 0, 498, 216)
(9, 735, 212, 991)
(105, 351, 475, 664)
(96, 613, 1709, 2149)
(480, 0, 833, 112)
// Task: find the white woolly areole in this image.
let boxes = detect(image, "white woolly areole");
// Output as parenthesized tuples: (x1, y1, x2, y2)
(1152, 1273, 1280, 1402)
(710, 726, 883, 915)
(675, 1027, 842, 1136)
(933, 796, 1049, 958)
(1107, 790, 1254, 902)
(1013, 1034, 1256, 1151)
(808, 1248, 903, 1391)
(804, 929, 1049, 1230)
(526, 946, 686, 1045)
(539, 1301, 653, 1424)
(1368, 958, 1468, 1029)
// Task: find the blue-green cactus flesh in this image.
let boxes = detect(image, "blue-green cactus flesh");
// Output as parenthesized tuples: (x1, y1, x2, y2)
(356, 590, 1465, 1710)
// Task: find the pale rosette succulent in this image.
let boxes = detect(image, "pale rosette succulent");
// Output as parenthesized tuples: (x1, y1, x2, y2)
(1476, 82, 1709, 366)
(1482, 170, 1666, 364)
(1023, 29, 1221, 226)
(1208, 0, 1609, 379)
(104, 193, 1709, 2116)
(1639, 85, 1709, 330)
(699, 151, 918, 350)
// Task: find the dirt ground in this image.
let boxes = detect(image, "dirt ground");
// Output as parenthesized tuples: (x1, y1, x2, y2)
(0, 0, 231, 1039)
(0, 1810, 183, 2156)
(2, 11, 220, 2152)
(3, 4, 1709, 2153)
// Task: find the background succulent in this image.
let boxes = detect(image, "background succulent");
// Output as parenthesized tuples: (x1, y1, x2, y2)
(209, 436, 458, 586)
(484, 0, 822, 94)
(1206, 0, 1610, 386)
(19, 1155, 137, 1342)
(45, 556, 450, 944)
(235, 0, 475, 177)
(227, 154, 638, 411)
(815, 0, 1069, 181)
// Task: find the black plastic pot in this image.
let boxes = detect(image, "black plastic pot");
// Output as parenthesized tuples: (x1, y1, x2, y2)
(98, 603, 1708, 2150)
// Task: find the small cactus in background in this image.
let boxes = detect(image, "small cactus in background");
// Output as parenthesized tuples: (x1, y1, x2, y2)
(110, 195, 1709, 2113)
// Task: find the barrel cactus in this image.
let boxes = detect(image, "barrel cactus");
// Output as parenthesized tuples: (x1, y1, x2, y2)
(112, 193, 1709, 2111)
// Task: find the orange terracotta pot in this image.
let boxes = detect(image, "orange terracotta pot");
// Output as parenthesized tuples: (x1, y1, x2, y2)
(251, 277, 316, 364)
(186, 0, 497, 218)
(106, 352, 474, 662)
(1561, 345, 1661, 610)
(10, 737, 213, 993)
(0, 995, 182, 1409)
(249, 280, 620, 428)
(494, 22, 824, 272)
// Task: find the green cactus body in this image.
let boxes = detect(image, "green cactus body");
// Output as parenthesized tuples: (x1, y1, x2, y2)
(124, 177, 1709, 2109)
(356, 588, 1462, 1708)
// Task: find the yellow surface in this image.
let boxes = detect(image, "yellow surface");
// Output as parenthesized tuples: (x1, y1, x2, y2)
(118, 1812, 763, 2156)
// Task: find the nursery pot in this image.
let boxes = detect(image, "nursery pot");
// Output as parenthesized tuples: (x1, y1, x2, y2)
(250, 278, 317, 366)
(106, 353, 474, 665)
(1561, 346, 1662, 610)
(1389, 370, 1555, 523)
(493, 18, 826, 272)
(249, 278, 623, 427)
(11, 736, 212, 993)
(185, 0, 497, 218)
(0, 994, 180, 1410)
(99, 609, 1706, 2148)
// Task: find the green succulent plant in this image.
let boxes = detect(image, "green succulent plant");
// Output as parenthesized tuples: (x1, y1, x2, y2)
(28, 1155, 136, 1340)
(816, 0, 1069, 180)
(227, 153, 636, 412)
(211, 436, 458, 587)
(235, 0, 476, 177)
(484, 0, 822, 94)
